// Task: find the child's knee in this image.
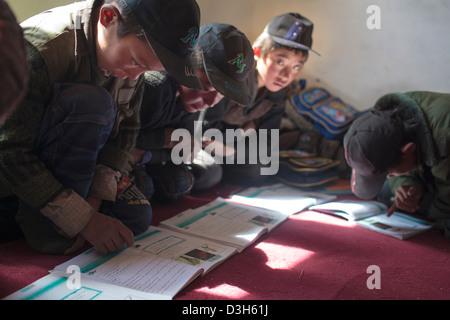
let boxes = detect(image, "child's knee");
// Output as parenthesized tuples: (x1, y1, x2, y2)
(149, 163, 194, 203)
(130, 204, 152, 235)
(53, 83, 117, 127)
(100, 179, 153, 235)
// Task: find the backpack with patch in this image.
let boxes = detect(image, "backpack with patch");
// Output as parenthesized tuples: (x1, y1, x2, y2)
(287, 87, 359, 139)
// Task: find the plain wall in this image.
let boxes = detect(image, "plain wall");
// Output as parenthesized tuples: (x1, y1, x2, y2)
(9, 0, 450, 110)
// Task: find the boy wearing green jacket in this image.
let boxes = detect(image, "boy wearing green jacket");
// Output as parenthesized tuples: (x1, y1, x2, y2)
(0, 0, 202, 254)
(344, 91, 450, 237)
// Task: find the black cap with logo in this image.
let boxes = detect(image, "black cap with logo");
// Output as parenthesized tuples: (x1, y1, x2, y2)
(198, 23, 257, 106)
(123, 0, 203, 89)
(265, 12, 320, 56)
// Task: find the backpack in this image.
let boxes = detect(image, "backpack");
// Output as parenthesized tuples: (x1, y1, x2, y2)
(287, 87, 359, 139)
(277, 151, 340, 189)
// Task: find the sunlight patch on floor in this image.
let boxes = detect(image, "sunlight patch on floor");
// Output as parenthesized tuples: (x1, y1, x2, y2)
(255, 242, 315, 270)
(194, 283, 250, 299)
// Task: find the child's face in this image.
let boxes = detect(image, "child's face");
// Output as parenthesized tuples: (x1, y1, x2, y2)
(387, 155, 417, 178)
(95, 6, 164, 80)
(387, 143, 418, 178)
(179, 71, 224, 113)
(256, 47, 307, 92)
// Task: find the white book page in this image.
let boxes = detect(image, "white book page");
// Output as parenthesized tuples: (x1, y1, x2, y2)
(130, 226, 237, 274)
(355, 212, 434, 239)
(54, 246, 202, 298)
(4, 273, 169, 300)
(310, 200, 388, 220)
(229, 183, 336, 215)
(160, 198, 287, 250)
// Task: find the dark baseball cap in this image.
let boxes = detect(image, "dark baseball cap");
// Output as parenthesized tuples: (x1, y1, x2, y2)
(265, 12, 320, 56)
(123, 0, 202, 89)
(343, 111, 404, 199)
(198, 23, 257, 106)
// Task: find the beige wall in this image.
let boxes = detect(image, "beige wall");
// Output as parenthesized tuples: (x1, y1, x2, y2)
(9, 0, 450, 110)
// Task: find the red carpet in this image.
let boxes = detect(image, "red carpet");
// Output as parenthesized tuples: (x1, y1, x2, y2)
(1, 182, 449, 300)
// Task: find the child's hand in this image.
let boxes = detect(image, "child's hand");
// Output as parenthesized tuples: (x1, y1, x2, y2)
(393, 185, 423, 213)
(80, 212, 134, 254)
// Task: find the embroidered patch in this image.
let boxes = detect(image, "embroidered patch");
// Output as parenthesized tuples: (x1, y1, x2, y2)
(228, 53, 246, 73)
(181, 27, 199, 50)
(117, 177, 132, 195)
(117, 178, 151, 205)
(224, 81, 242, 97)
(284, 20, 303, 41)
(184, 66, 198, 78)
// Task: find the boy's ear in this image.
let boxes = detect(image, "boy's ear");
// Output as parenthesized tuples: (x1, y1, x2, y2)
(99, 4, 121, 27)
(253, 46, 261, 59)
(400, 142, 416, 154)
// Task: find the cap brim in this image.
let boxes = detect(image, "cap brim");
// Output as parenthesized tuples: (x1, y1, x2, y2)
(351, 168, 386, 199)
(203, 54, 256, 106)
(145, 33, 203, 90)
(271, 35, 321, 56)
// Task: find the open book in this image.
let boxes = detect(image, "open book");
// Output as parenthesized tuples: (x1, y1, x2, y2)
(3, 273, 166, 300)
(159, 197, 291, 252)
(355, 212, 434, 240)
(5, 187, 335, 300)
(5, 226, 236, 300)
(227, 183, 336, 215)
(310, 200, 434, 239)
